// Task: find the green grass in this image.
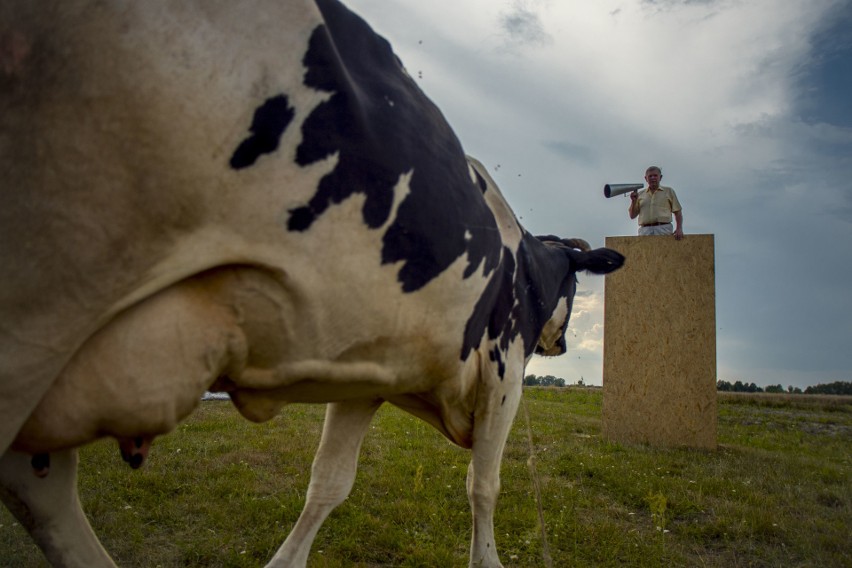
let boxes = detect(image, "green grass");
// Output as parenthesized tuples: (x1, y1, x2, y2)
(2, 388, 850, 567)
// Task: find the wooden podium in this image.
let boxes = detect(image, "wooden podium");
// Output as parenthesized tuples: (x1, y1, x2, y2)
(602, 234, 717, 449)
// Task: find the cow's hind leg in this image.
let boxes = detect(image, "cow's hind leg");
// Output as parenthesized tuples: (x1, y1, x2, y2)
(0, 448, 116, 567)
(265, 399, 382, 568)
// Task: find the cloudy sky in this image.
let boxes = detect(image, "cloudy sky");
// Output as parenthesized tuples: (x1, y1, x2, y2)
(346, 0, 852, 389)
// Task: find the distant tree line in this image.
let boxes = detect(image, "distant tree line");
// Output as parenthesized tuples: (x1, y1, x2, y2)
(716, 380, 852, 395)
(524, 376, 852, 394)
(524, 374, 569, 387)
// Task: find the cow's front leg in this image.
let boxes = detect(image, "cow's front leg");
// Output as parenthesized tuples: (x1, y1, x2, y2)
(0, 448, 116, 567)
(266, 398, 382, 568)
(467, 379, 522, 568)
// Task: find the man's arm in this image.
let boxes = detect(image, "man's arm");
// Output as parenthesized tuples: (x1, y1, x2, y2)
(673, 210, 684, 240)
(629, 191, 640, 219)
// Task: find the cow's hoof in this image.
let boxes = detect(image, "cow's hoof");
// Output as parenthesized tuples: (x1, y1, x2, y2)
(127, 453, 145, 469)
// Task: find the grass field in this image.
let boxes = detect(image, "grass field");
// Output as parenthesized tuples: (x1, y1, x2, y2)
(2, 388, 850, 567)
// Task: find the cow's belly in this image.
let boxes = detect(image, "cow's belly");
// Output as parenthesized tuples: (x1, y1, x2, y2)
(12, 264, 473, 453)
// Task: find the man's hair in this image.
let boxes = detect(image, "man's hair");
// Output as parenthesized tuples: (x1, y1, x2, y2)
(645, 166, 662, 175)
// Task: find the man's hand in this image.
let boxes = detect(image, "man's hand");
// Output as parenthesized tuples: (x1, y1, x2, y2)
(674, 210, 684, 240)
(628, 190, 640, 219)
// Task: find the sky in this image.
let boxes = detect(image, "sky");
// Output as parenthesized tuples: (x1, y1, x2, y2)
(345, 0, 852, 390)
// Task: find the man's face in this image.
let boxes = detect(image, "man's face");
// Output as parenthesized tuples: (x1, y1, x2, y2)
(645, 169, 661, 189)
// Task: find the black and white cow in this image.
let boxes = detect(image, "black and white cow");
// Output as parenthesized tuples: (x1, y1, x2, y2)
(0, 1, 623, 566)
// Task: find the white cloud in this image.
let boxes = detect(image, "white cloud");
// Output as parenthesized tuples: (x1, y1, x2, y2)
(565, 291, 605, 352)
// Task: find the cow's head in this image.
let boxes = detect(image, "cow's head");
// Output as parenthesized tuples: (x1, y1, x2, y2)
(533, 236, 624, 357)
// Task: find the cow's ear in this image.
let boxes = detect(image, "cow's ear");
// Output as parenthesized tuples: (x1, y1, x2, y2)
(566, 247, 625, 274)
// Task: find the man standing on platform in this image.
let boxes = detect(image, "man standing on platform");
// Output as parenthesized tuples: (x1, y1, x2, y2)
(629, 166, 684, 240)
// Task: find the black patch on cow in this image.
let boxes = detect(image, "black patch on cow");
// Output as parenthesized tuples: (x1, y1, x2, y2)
(230, 95, 295, 169)
(489, 346, 506, 380)
(287, 0, 502, 292)
(462, 246, 516, 360)
(462, 235, 578, 361)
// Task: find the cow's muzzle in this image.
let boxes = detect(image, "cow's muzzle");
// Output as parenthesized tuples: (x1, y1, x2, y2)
(535, 336, 567, 357)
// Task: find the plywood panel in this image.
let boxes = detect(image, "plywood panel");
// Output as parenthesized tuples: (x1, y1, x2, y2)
(602, 234, 717, 449)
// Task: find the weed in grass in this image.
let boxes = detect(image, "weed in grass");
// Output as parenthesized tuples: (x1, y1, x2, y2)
(646, 491, 669, 533)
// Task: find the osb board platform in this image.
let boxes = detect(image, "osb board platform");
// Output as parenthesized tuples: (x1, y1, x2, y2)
(602, 235, 717, 449)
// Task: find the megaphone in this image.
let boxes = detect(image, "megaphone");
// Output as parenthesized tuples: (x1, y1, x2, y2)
(604, 183, 644, 198)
